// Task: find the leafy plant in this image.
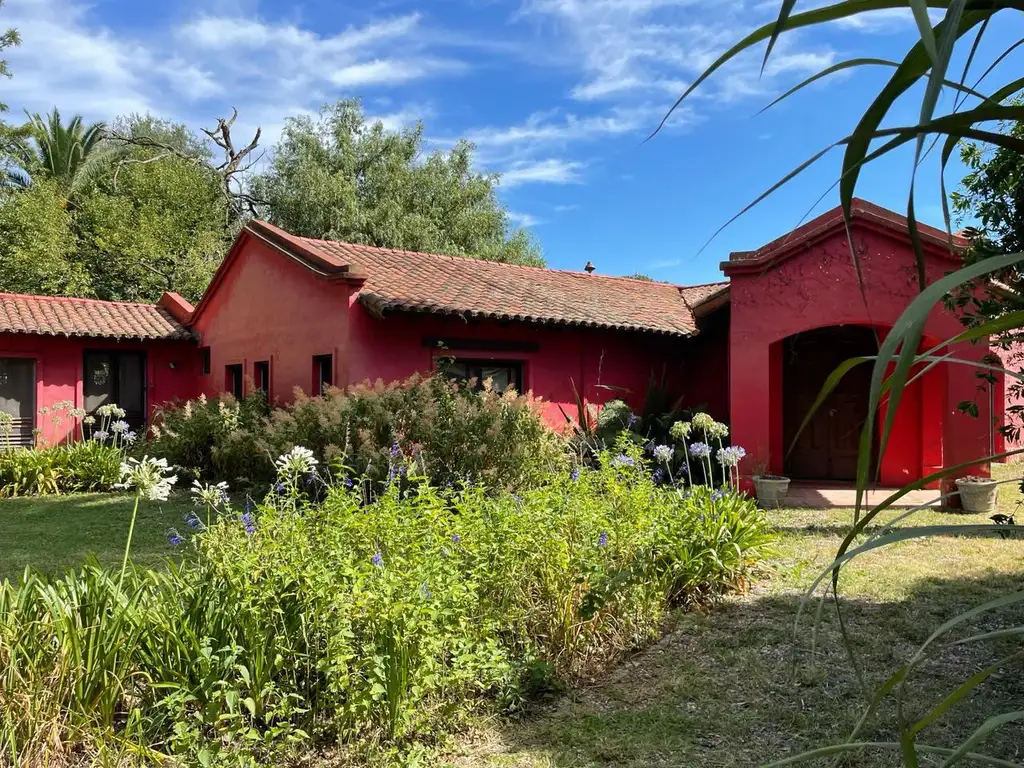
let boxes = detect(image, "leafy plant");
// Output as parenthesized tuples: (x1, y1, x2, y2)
(667, 2, 1024, 764)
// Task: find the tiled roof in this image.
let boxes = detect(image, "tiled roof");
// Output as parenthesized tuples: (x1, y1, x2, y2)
(0, 292, 194, 340)
(724, 198, 967, 274)
(246, 220, 722, 337)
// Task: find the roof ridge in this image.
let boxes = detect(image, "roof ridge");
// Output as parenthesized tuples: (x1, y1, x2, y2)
(292, 232, 702, 287)
(0, 291, 162, 309)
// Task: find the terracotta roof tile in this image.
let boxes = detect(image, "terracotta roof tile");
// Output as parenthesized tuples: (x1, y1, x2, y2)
(247, 221, 721, 337)
(0, 292, 194, 340)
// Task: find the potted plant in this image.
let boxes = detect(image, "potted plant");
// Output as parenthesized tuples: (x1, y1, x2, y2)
(956, 475, 999, 514)
(752, 460, 790, 507)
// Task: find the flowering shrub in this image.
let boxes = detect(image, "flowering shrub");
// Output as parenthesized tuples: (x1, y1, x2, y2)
(0, 444, 772, 763)
(148, 374, 567, 491)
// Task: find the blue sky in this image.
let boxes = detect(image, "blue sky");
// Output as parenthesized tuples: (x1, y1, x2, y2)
(4, 0, 1023, 284)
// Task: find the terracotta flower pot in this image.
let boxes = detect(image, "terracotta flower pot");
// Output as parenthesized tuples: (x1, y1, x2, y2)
(753, 475, 790, 507)
(956, 476, 998, 514)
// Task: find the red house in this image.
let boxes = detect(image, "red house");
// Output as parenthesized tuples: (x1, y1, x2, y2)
(0, 199, 1011, 487)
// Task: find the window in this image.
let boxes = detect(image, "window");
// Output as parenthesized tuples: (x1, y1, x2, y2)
(0, 358, 36, 448)
(313, 354, 333, 395)
(201, 347, 211, 375)
(225, 364, 243, 398)
(444, 359, 523, 393)
(84, 351, 146, 430)
(254, 360, 270, 396)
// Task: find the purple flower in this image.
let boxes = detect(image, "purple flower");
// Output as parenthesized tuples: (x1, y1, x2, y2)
(343, 477, 354, 489)
(689, 442, 712, 459)
(389, 442, 401, 457)
(612, 454, 635, 468)
(274, 482, 285, 493)
(652, 468, 665, 486)
(167, 531, 183, 546)
(627, 413, 638, 427)
(305, 471, 316, 485)
(184, 512, 203, 530)
(420, 582, 431, 599)
(452, 533, 461, 544)
(372, 552, 384, 568)
(711, 490, 724, 501)
(570, 466, 580, 482)
(241, 512, 256, 536)
(598, 531, 608, 547)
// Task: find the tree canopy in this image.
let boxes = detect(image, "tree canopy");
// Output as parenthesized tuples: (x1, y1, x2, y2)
(251, 100, 543, 267)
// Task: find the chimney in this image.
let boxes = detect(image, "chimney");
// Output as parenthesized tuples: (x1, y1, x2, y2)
(584, 260, 596, 274)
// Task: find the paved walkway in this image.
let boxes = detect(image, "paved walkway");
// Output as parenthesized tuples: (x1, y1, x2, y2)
(781, 484, 941, 509)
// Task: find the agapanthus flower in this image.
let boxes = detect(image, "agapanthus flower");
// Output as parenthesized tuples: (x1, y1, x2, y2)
(669, 421, 692, 440)
(598, 531, 608, 548)
(612, 454, 635, 468)
(184, 512, 205, 530)
(652, 467, 665, 485)
(710, 489, 724, 501)
(117, 456, 178, 501)
(652, 444, 674, 464)
(452, 533, 461, 544)
(241, 512, 256, 536)
(92, 430, 110, 442)
(343, 476, 354, 489)
(82, 415, 96, 425)
(111, 420, 130, 434)
(707, 421, 730, 440)
(692, 412, 715, 430)
(167, 530, 184, 546)
(689, 442, 712, 459)
(123, 430, 137, 445)
(626, 413, 639, 428)
(371, 552, 384, 568)
(389, 442, 401, 457)
(716, 445, 747, 467)
(570, 466, 580, 481)
(191, 479, 229, 508)
(275, 446, 318, 476)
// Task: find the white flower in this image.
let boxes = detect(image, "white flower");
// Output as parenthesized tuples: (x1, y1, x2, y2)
(716, 446, 747, 467)
(123, 431, 137, 445)
(652, 444, 674, 464)
(669, 421, 692, 440)
(116, 456, 178, 502)
(275, 446, 318, 477)
(191, 479, 230, 508)
(691, 413, 715, 431)
(111, 420, 130, 434)
(71, 408, 86, 418)
(92, 430, 110, 442)
(82, 415, 96, 425)
(707, 421, 729, 440)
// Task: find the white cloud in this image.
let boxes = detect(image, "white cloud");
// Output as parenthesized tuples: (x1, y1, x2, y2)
(507, 210, 544, 227)
(553, 203, 580, 212)
(499, 159, 586, 187)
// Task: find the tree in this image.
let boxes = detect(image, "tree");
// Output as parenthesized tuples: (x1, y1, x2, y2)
(626, 272, 654, 281)
(6, 108, 108, 199)
(252, 100, 543, 266)
(0, 180, 88, 295)
(73, 115, 235, 303)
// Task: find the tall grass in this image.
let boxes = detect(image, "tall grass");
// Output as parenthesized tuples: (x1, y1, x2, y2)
(0, 444, 773, 764)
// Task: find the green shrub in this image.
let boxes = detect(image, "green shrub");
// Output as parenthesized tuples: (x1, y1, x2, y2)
(0, 442, 123, 497)
(0, 445, 772, 763)
(148, 374, 568, 491)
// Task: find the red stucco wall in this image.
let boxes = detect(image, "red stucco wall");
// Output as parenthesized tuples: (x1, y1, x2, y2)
(727, 224, 993, 488)
(0, 333, 199, 444)
(191, 236, 350, 402)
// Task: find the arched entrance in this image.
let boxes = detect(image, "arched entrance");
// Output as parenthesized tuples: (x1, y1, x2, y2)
(782, 325, 879, 481)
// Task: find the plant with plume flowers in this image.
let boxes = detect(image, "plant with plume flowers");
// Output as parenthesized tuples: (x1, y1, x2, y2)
(113, 456, 177, 586)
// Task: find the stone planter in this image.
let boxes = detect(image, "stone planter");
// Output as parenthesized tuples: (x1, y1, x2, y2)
(753, 475, 790, 507)
(956, 476, 998, 514)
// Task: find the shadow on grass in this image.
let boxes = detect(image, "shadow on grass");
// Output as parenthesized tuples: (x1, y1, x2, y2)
(464, 573, 1024, 768)
(769, 522, 1022, 540)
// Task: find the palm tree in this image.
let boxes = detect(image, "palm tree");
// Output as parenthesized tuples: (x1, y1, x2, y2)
(5, 107, 108, 199)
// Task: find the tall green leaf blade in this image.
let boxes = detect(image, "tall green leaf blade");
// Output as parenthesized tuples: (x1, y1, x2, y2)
(762, 0, 799, 73)
(910, 0, 940, 64)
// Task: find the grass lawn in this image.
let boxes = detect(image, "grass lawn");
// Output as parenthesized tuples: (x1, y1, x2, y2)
(450, 466, 1024, 767)
(0, 492, 193, 582)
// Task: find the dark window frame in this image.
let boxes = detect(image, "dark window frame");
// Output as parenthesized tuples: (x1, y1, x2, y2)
(225, 363, 243, 399)
(201, 347, 211, 375)
(83, 349, 148, 430)
(442, 357, 524, 393)
(254, 360, 270, 396)
(313, 354, 333, 395)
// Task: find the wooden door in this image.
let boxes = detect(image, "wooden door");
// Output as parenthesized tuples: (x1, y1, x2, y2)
(0, 358, 36, 448)
(783, 327, 877, 481)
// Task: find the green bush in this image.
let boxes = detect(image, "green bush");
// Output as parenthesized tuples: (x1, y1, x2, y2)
(0, 445, 772, 763)
(0, 442, 123, 497)
(148, 374, 567, 491)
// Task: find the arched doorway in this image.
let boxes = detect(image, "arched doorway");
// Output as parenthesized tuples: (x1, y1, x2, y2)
(782, 325, 879, 481)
